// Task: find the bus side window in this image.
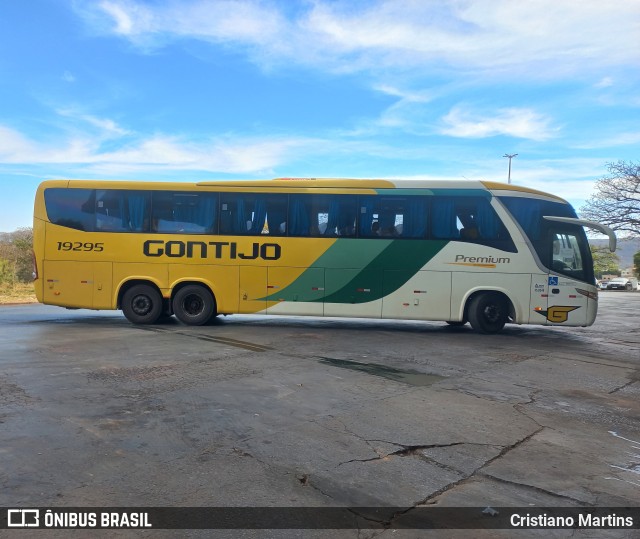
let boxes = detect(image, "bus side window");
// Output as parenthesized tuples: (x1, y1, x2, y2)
(433, 196, 506, 243)
(44, 188, 96, 231)
(220, 193, 286, 236)
(432, 198, 458, 239)
(288, 195, 311, 236)
(97, 190, 150, 232)
(152, 192, 216, 234)
(220, 194, 253, 235)
(359, 196, 427, 239)
(329, 196, 357, 237)
(265, 196, 287, 236)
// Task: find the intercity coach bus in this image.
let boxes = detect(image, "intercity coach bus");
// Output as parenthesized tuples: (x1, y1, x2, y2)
(32, 178, 616, 333)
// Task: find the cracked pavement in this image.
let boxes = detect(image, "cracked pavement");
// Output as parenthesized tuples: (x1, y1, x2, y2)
(0, 292, 638, 537)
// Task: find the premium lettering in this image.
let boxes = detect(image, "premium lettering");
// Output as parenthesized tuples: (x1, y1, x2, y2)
(455, 254, 510, 264)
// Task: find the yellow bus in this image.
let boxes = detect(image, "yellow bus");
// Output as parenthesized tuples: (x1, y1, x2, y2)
(32, 178, 615, 333)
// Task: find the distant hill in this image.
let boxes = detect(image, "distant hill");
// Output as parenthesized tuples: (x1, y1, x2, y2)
(589, 237, 640, 270)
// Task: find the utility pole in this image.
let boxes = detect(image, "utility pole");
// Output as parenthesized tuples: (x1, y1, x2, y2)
(503, 153, 518, 184)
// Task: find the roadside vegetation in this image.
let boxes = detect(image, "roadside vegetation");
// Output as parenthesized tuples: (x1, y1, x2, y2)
(0, 227, 37, 304)
(590, 245, 621, 279)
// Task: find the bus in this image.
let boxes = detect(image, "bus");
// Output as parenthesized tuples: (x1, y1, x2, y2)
(32, 178, 616, 334)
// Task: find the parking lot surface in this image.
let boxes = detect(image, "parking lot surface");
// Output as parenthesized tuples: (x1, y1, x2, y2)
(0, 293, 639, 537)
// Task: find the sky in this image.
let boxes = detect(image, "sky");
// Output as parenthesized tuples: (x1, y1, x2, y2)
(1, 0, 639, 232)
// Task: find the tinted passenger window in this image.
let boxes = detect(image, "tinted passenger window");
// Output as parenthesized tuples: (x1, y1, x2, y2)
(152, 192, 217, 234)
(359, 196, 427, 238)
(288, 195, 357, 237)
(219, 193, 287, 236)
(44, 188, 95, 231)
(96, 190, 150, 232)
(431, 196, 515, 251)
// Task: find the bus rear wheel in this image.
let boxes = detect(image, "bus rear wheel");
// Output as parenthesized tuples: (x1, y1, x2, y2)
(122, 284, 163, 325)
(467, 292, 508, 334)
(172, 285, 216, 326)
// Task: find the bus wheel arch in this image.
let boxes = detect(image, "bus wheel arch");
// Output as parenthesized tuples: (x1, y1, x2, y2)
(171, 282, 217, 326)
(465, 290, 513, 334)
(119, 281, 164, 325)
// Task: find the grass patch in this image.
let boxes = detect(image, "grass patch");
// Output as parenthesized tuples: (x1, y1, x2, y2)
(0, 282, 37, 304)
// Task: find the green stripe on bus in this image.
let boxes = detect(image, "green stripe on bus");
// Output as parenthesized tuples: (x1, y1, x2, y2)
(262, 239, 448, 303)
(261, 239, 389, 302)
(320, 239, 448, 304)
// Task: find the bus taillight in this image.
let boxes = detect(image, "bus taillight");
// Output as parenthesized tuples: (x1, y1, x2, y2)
(31, 250, 38, 281)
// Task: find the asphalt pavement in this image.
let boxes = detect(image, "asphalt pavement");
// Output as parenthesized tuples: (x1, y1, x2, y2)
(0, 292, 638, 538)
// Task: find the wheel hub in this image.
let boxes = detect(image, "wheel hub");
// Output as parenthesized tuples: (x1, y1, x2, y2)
(183, 294, 203, 316)
(132, 295, 151, 315)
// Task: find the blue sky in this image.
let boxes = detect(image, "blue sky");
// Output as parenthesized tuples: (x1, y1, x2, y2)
(1, 0, 639, 231)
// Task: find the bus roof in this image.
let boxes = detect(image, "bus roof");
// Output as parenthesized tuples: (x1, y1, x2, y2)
(39, 178, 567, 202)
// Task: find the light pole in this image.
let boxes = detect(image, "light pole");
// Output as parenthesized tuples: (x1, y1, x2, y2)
(503, 153, 517, 184)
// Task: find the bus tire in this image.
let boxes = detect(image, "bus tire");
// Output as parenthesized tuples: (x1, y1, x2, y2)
(467, 292, 508, 334)
(172, 285, 216, 326)
(122, 284, 163, 325)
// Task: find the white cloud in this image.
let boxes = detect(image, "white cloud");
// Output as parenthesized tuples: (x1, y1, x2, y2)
(99, 1, 133, 34)
(572, 131, 640, 149)
(0, 126, 36, 161)
(78, 0, 640, 78)
(439, 106, 556, 140)
(95, 135, 309, 173)
(0, 123, 313, 174)
(494, 161, 605, 203)
(369, 85, 439, 130)
(94, 0, 284, 48)
(595, 77, 614, 89)
(55, 109, 130, 137)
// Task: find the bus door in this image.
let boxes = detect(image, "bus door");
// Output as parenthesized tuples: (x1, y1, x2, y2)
(543, 228, 590, 326)
(530, 272, 550, 325)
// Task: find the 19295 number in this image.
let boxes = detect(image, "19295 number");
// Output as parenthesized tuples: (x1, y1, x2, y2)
(56, 241, 104, 252)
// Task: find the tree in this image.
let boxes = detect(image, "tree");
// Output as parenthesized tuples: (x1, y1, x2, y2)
(634, 251, 640, 279)
(590, 245, 620, 278)
(580, 161, 640, 237)
(0, 227, 33, 284)
(12, 227, 33, 282)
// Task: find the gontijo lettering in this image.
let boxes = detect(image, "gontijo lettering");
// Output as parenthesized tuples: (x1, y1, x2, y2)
(143, 240, 281, 260)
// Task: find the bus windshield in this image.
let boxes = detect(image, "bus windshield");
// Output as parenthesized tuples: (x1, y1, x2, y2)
(499, 196, 594, 283)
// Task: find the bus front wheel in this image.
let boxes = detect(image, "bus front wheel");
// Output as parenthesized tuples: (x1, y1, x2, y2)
(122, 284, 163, 325)
(172, 285, 216, 326)
(467, 292, 508, 334)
